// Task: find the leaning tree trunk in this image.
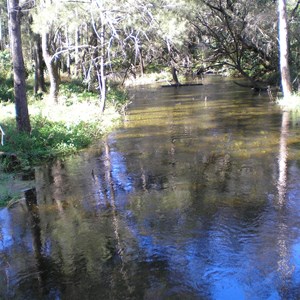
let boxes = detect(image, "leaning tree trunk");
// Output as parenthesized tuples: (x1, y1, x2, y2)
(278, 0, 292, 97)
(41, 31, 60, 103)
(8, 0, 31, 133)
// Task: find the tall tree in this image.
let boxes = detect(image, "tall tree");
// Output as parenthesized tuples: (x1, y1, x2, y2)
(33, 33, 46, 94)
(7, 0, 31, 133)
(191, 0, 278, 85)
(32, 0, 65, 103)
(41, 30, 60, 103)
(278, 0, 292, 97)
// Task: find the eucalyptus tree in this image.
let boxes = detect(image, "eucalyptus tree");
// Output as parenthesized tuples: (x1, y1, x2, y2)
(33, 33, 46, 94)
(32, 0, 134, 108)
(86, 0, 190, 106)
(30, 0, 190, 109)
(31, 0, 69, 103)
(190, 0, 278, 86)
(7, 0, 31, 132)
(288, 1, 300, 93)
(278, 0, 292, 97)
(118, 0, 194, 84)
(150, 0, 193, 83)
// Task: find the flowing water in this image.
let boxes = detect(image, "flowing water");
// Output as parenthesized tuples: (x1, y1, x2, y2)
(1, 77, 300, 299)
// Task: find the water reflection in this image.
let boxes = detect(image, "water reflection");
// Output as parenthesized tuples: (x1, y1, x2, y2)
(1, 77, 300, 299)
(277, 111, 289, 205)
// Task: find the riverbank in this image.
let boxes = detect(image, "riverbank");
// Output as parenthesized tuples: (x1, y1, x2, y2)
(0, 82, 129, 206)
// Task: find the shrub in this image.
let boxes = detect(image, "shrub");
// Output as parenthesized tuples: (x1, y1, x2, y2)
(106, 85, 129, 112)
(0, 50, 14, 102)
(0, 79, 128, 171)
(0, 115, 101, 169)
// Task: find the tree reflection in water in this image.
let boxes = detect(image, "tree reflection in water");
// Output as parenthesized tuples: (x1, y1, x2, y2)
(3, 80, 300, 298)
(276, 110, 295, 296)
(277, 110, 289, 205)
(102, 139, 133, 294)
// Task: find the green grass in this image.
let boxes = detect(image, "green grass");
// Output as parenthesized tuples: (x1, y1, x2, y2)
(0, 82, 128, 170)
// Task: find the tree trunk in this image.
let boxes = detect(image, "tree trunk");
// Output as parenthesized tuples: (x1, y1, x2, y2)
(0, 12, 3, 50)
(74, 8, 80, 77)
(34, 33, 46, 94)
(139, 48, 144, 76)
(98, 12, 106, 113)
(41, 31, 59, 103)
(8, 0, 31, 133)
(278, 0, 292, 97)
(171, 66, 180, 86)
(65, 25, 71, 77)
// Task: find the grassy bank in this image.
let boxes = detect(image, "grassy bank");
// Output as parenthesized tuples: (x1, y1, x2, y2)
(0, 81, 129, 206)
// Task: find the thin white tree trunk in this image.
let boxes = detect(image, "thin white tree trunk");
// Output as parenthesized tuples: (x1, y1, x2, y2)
(41, 31, 59, 103)
(278, 0, 292, 97)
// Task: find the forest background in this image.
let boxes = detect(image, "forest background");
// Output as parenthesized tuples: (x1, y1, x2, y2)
(0, 0, 299, 203)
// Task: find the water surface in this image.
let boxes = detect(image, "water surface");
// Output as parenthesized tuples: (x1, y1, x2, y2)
(1, 77, 300, 299)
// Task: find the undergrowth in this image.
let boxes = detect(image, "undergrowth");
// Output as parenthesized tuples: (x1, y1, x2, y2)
(0, 81, 129, 171)
(0, 81, 128, 206)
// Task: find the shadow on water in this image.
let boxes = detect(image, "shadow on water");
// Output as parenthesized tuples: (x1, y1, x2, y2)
(2, 77, 300, 299)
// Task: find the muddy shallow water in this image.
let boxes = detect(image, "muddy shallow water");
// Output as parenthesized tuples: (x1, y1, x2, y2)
(1, 77, 300, 299)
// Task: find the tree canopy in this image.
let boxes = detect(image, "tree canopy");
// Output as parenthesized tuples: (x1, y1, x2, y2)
(1, 0, 300, 121)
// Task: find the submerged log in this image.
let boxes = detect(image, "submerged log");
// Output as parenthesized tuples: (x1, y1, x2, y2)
(161, 83, 203, 88)
(233, 81, 269, 91)
(234, 81, 279, 99)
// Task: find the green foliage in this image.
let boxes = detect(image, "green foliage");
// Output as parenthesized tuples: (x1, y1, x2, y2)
(60, 80, 86, 94)
(0, 50, 12, 79)
(0, 115, 102, 170)
(55, 81, 129, 110)
(106, 85, 129, 111)
(0, 172, 18, 206)
(58, 81, 98, 106)
(0, 76, 128, 172)
(0, 191, 14, 207)
(0, 50, 14, 102)
(146, 63, 163, 73)
(0, 79, 14, 102)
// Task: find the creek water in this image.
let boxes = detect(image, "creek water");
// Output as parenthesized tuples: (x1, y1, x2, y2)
(1, 76, 300, 299)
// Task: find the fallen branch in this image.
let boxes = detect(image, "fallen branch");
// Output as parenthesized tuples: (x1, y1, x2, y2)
(161, 83, 203, 88)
